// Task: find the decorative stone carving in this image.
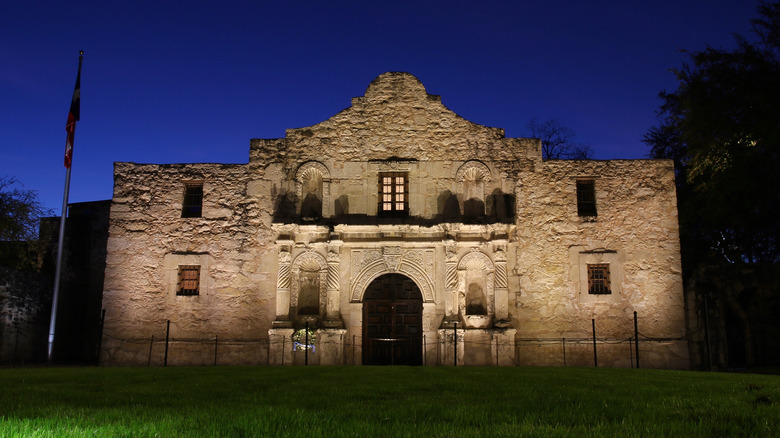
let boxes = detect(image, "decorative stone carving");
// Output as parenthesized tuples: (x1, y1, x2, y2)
(274, 244, 293, 326)
(494, 244, 506, 262)
(442, 241, 459, 324)
(278, 244, 292, 263)
(350, 248, 435, 302)
(494, 245, 508, 289)
(456, 160, 492, 183)
(493, 243, 509, 325)
(351, 249, 383, 276)
(383, 246, 402, 272)
(324, 242, 343, 327)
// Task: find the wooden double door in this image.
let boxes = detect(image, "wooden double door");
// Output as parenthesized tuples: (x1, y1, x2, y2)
(362, 274, 423, 365)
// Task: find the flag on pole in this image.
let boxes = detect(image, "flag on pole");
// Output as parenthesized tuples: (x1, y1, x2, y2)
(64, 51, 83, 169)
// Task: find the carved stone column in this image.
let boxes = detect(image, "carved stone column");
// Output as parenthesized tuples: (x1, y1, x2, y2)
(323, 240, 343, 328)
(493, 242, 510, 327)
(442, 240, 458, 327)
(322, 178, 331, 218)
(273, 243, 293, 328)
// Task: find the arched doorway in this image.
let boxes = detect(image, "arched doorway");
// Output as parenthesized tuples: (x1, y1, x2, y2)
(362, 273, 423, 365)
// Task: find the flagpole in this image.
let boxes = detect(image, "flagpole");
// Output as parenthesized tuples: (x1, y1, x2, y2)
(48, 51, 83, 363)
(48, 166, 72, 362)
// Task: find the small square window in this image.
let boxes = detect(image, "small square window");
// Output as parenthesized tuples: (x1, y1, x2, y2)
(378, 172, 408, 216)
(182, 183, 203, 218)
(177, 265, 200, 295)
(587, 264, 611, 294)
(576, 180, 597, 217)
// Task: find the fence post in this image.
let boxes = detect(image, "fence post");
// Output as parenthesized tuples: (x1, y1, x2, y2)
(12, 326, 20, 368)
(592, 318, 598, 367)
(305, 321, 309, 366)
(495, 336, 499, 366)
(423, 334, 426, 367)
(352, 334, 356, 365)
(453, 322, 458, 367)
(214, 335, 218, 366)
(562, 337, 566, 367)
(164, 320, 170, 367)
(148, 335, 154, 367)
(703, 293, 712, 371)
(281, 336, 285, 366)
(634, 311, 640, 369)
(96, 309, 106, 365)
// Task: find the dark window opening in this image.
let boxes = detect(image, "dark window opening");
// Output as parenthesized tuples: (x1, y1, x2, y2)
(182, 183, 203, 218)
(177, 265, 200, 296)
(587, 264, 611, 294)
(577, 180, 597, 217)
(378, 172, 408, 216)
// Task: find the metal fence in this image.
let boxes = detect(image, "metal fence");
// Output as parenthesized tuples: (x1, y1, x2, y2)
(99, 318, 684, 368)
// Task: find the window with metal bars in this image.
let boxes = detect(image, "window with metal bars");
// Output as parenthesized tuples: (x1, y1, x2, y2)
(181, 183, 203, 218)
(587, 264, 611, 294)
(576, 179, 597, 217)
(177, 265, 200, 296)
(378, 172, 408, 216)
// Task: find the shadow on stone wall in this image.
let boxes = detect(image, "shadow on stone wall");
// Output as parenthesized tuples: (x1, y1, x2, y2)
(272, 189, 297, 223)
(0, 200, 109, 366)
(273, 189, 515, 226)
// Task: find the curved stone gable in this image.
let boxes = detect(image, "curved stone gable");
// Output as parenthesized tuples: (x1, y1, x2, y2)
(363, 72, 429, 103)
(280, 72, 511, 162)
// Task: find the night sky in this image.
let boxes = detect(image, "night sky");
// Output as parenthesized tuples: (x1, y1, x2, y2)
(1, 1, 761, 214)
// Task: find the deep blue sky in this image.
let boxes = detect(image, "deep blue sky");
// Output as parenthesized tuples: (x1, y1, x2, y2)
(1, 1, 761, 213)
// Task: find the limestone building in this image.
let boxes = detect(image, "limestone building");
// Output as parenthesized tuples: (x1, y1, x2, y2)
(100, 72, 689, 368)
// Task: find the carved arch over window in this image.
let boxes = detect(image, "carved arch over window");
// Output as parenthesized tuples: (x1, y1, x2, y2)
(455, 161, 492, 218)
(457, 250, 495, 319)
(295, 161, 331, 219)
(290, 250, 328, 321)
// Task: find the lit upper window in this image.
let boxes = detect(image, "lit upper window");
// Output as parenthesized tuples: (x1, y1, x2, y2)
(379, 172, 408, 216)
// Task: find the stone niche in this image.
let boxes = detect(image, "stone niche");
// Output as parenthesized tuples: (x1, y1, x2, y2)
(458, 250, 495, 328)
(443, 240, 515, 365)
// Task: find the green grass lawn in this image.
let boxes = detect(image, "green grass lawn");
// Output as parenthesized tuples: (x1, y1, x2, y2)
(0, 366, 778, 437)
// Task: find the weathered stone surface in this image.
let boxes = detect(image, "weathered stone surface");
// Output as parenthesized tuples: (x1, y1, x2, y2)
(101, 72, 687, 368)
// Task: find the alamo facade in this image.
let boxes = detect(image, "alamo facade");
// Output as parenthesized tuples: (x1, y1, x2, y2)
(100, 72, 689, 368)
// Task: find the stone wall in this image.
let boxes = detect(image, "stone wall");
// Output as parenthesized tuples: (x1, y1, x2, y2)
(102, 163, 275, 365)
(0, 267, 49, 364)
(513, 159, 687, 367)
(101, 72, 688, 368)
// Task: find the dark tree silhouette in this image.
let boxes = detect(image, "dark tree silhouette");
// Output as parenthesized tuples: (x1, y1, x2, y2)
(644, 1, 780, 368)
(0, 176, 52, 241)
(526, 119, 592, 160)
(644, 1, 780, 265)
